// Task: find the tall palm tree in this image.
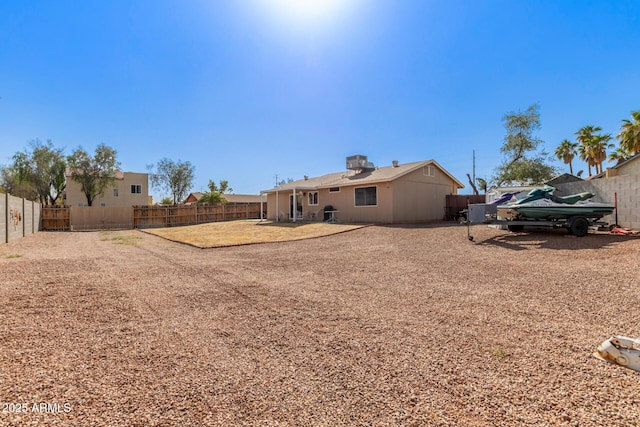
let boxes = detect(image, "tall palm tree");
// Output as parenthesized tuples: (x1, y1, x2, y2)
(554, 139, 578, 175)
(617, 110, 640, 155)
(592, 133, 613, 174)
(576, 125, 601, 176)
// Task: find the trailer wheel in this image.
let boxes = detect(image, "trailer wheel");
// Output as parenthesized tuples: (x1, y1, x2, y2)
(569, 217, 589, 237)
(507, 224, 524, 232)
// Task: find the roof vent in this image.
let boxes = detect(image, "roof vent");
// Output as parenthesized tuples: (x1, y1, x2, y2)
(346, 155, 375, 173)
(304, 175, 309, 180)
(392, 160, 399, 167)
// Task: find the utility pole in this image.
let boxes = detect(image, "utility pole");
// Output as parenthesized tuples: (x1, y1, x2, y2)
(472, 150, 476, 185)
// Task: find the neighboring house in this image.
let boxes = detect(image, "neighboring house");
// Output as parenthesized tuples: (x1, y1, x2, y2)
(261, 156, 464, 223)
(184, 192, 204, 204)
(605, 152, 640, 178)
(545, 173, 583, 186)
(223, 194, 265, 204)
(184, 192, 264, 204)
(65, 170, 150, 207)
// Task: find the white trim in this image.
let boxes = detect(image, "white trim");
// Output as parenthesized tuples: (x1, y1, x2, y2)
(423, 165, 435, 177)
(328, 186, 341, 193)
(308, 191, 319, 206)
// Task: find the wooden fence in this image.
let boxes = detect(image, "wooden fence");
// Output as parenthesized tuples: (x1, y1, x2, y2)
(41, 205, 71, 231)
(445, 194, 486, 220)
(133, 203, 265, 228)
(41, 202, 266, 231)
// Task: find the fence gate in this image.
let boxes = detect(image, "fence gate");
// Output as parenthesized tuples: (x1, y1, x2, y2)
(41, 206, 71, 231)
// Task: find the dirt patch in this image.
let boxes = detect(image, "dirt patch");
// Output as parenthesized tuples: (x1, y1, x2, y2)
(140, 219, 367, 248)
(1, 224, 639, 425)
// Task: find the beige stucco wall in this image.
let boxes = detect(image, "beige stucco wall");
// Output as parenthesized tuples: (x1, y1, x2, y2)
(66, 172, 149, 207)
(6, 194, 24, 243)
(265, 166, 460, 223)
(392, 166, 459, 222)
(617, 158, 640, 176)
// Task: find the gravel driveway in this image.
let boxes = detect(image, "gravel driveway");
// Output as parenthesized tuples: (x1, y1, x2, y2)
(1, 224, 639, 426)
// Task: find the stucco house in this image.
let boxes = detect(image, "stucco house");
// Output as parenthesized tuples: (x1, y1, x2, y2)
(605, 152, 640, 177)
(65, 170, 150, 207)
(184, 192, 204, 204)
(261, 156, 464, 223)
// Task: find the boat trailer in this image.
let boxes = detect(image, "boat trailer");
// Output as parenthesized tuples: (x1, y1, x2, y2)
(463, 203, 602, 241)
(594, 336, 640, 373)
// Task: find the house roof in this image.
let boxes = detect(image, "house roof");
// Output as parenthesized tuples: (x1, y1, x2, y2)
(223, 194, 264, 203)
(261, 160, 464, 194)
(186, 192, 205, 200)
(545, 173, 583, 185)
(65, 168, 144, 180)
(185, 192, 263, 204)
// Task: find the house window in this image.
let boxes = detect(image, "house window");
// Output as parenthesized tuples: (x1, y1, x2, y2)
(308, 191, 319, 206)
(113, 188, 119, 197)
(329, 187, 340, 193)
(355, 186, 377, 206)
(423, 165, 435, 177)
(131, 184, 142, 194)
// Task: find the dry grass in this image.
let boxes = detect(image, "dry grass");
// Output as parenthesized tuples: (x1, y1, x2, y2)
(140, 219, 366, 248)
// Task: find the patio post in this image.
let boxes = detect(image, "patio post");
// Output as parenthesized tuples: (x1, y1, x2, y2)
(292, 187, 297, 222)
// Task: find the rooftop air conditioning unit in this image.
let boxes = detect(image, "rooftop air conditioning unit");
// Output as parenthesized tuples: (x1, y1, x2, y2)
(346, 155, 375, 172)
(346, 155, 368, 170)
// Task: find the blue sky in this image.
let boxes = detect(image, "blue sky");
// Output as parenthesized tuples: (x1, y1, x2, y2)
(1, 0, 639, 198)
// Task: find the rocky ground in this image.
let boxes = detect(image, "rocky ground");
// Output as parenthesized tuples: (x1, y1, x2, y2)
(1, 224, 639, 426)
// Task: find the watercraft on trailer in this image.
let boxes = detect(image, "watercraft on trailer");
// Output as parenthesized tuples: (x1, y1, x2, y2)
(497, 187, 615, 221)
(463, 186, 616, 239)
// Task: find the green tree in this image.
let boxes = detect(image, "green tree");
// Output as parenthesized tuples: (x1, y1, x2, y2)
(197, 179, 232, 204)
(609, 146, 630, 165)
(617, 110, 640, 156)
(160, 197, 173, 205)
(554, 139, 578, 175)
(492, 105, 557, 185)
(149, 158, 195, 204)
(0, 165, 36, 199)
(576, 125, 611, 176)
(67, 144, 120, 206)
(476, 177, 488, 193)
(11, 140, 67, 205)
(593, 133, 613, 174)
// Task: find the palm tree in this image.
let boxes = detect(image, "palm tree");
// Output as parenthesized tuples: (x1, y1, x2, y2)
(617, 110, 640, 155)
(592, 133, 613, 174)
(609, 146, 629, 165)
(554, 139, 578, 175)
(576, 125, 601, 176)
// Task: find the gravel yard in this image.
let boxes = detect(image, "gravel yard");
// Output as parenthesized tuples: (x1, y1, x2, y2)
(1, 224, 640, 426)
